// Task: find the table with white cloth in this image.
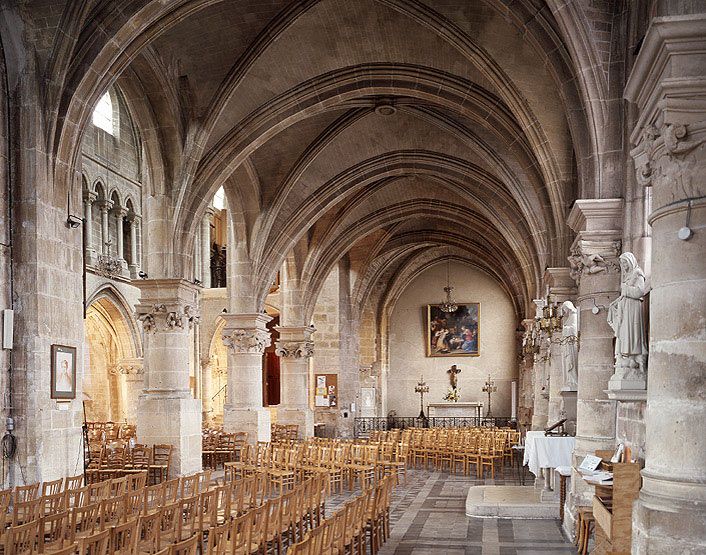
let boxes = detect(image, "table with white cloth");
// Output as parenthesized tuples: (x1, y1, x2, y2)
(523, 431, 576, 493)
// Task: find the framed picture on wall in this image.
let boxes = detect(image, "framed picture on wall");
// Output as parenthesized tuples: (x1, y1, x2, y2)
(426, 303, 480, 357)
(51, 344, 77, 399)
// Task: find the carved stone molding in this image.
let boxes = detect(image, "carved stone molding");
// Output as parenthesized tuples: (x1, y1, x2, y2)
(631, 121, 706, 209)
(275, 340, 314, 358)
(117, 360, 144, 376)
(223, 328, 271, 354)
(135, 279, 201, 334)
(567, 240, 621, 285)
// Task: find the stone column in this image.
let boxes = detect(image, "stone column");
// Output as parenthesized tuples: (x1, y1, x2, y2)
(564, 198, 623, 535)
(128, 215, 140, 278)
(221, 313, 272, 443)
(201, 357, 213, 423)
(275, 325, 316, 438)
(115, 207, 128, 269)
(99, 200, 112, 254)
(517, 318, 535, 431)
(201, 209, 214, 288)
(544, 268, 577, 425)
(83, 190, 97, 265)
(117, 358, 144, 425)
(530, 299, 549, 431)
(625, 15, 706, 552)
(135, 279, 202, 476)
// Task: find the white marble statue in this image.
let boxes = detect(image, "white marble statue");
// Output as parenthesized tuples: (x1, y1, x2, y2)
(607, 252, 648, 384)
(560, 300, 579, 390)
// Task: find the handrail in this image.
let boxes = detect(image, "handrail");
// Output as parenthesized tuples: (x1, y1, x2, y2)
(353, 416, 516, 437)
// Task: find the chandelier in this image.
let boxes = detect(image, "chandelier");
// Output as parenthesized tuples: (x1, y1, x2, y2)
(440, 254, 458, 313)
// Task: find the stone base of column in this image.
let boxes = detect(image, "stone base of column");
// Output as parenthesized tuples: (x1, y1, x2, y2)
(137, 393, 202, 477)
(608, 375, 646, 392)
(276, 407, 314, 438)
(223, 407, 271, 443)
(632, 491, 706, 554)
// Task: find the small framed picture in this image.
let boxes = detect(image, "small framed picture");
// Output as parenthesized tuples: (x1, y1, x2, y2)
(51, 344, 77, 400)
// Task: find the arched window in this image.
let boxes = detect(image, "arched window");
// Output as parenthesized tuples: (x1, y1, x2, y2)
(213, 186, 226, 210)
(92, 92, 115, 135)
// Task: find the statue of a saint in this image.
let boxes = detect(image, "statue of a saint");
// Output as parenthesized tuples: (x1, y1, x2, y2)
(560, 301, 578, 390)
(607, 252, 648, 382)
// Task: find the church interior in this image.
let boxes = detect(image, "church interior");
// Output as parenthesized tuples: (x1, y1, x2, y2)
(0, 0, 704, 553)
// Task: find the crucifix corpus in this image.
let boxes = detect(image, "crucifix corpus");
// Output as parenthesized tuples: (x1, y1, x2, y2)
(447, 364, 461, 388)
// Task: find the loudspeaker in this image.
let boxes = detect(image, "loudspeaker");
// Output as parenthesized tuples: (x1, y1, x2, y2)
(2, 309, 13, 350)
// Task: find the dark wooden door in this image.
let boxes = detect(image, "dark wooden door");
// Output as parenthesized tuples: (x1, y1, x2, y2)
(263, 316, 280, 406)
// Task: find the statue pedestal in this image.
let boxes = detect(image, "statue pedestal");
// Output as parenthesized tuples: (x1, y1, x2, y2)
(608, 374, 646, 392)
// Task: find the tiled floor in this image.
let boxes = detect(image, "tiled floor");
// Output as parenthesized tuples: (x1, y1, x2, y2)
(363, 469, 575, 555)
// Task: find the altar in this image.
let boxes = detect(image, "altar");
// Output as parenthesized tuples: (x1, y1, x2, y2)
(427, 402, 483, 418)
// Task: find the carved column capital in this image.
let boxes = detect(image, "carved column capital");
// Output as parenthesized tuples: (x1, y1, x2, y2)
(117, 358, 145, 376)
(275, 340, 314, 358)
(221, 313, 273, 354)
(135, 279, 201, 334)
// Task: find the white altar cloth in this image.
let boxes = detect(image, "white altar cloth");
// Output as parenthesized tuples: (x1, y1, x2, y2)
(523, 431, 576, 477)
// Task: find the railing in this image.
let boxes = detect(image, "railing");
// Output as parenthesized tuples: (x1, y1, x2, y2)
(353, 416, 515, 438)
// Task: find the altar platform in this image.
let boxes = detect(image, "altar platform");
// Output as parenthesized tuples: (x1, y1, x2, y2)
(465, 486, 559, 519)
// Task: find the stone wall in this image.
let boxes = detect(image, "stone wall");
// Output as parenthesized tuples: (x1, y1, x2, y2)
(388, 262, 517, 417)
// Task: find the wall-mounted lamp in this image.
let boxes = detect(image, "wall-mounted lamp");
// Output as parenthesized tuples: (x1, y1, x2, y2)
(66, 215, 83, 229)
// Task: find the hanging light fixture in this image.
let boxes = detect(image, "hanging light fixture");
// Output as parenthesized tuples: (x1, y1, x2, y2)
(440, 252, 458, 313)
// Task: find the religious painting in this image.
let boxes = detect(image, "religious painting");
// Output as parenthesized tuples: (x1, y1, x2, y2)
(51, 344, 77, 399)
(426, 303, 480, 356)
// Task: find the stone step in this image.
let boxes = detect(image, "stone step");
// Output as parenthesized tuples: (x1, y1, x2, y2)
(465, 485, 560, 519)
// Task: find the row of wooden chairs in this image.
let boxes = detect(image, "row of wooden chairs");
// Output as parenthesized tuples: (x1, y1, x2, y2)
(408, 427, 521, 478)
(86, 444, 173, 485)
(270, 424, 299, 443)
(202, 433, 247, 471)
(289, 474, 396, 555)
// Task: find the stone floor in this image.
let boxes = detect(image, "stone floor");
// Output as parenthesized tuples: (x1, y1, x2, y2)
(356, 469, 575, 555)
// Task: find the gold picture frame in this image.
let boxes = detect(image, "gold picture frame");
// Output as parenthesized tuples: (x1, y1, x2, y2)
(426, 303, 480, 357)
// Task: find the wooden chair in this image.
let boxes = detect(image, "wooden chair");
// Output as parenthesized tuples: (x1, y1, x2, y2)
(143, 483, 165, 516)
(12, 497, 41, 526)
(204, 520, 230, 555)
(158, 501, 180, 546)
(170, 534, 198, 555)
(109, 476, 128, 497)
(180, 474, 199, 499)
(46, 545, 77, 555)
(126, 471, 147, 492)
(176, 495, 199, 542)
(41, 491, 68, 516)
(69, 502, 102, 543)
(231, 507, 257, 555)
(64, 474, 84, 491)
(66, 486, 89, 509)
(38, 510, 71, 553)
(136, 511, 161, 554)
(100, 495, 126, 530)
(42, 478, 65, 496)
(77, 528, 110, 555)
(150, 445, 172, 484)
(87, 481, 111, 505)
(124, 489, 144, 520)
(109, 517, 138, 555)
(4, 519, 40, 555)
(163, 479, 180, 503)
(14, 482, 40, 503)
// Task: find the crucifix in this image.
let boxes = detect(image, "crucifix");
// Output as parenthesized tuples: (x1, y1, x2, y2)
(447, 364, 461, 389)
(414, 375, 430, 419)
(482, 374, 497, 417)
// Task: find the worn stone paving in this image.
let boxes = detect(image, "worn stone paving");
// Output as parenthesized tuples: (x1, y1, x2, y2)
(370, 469, 575, 555)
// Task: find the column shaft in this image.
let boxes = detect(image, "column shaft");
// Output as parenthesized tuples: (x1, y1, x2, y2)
(626, 15, 706, 552)
(276, 325, 316, 438)
(201, 211, 214, 288)
(221, 313, 272, 443)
